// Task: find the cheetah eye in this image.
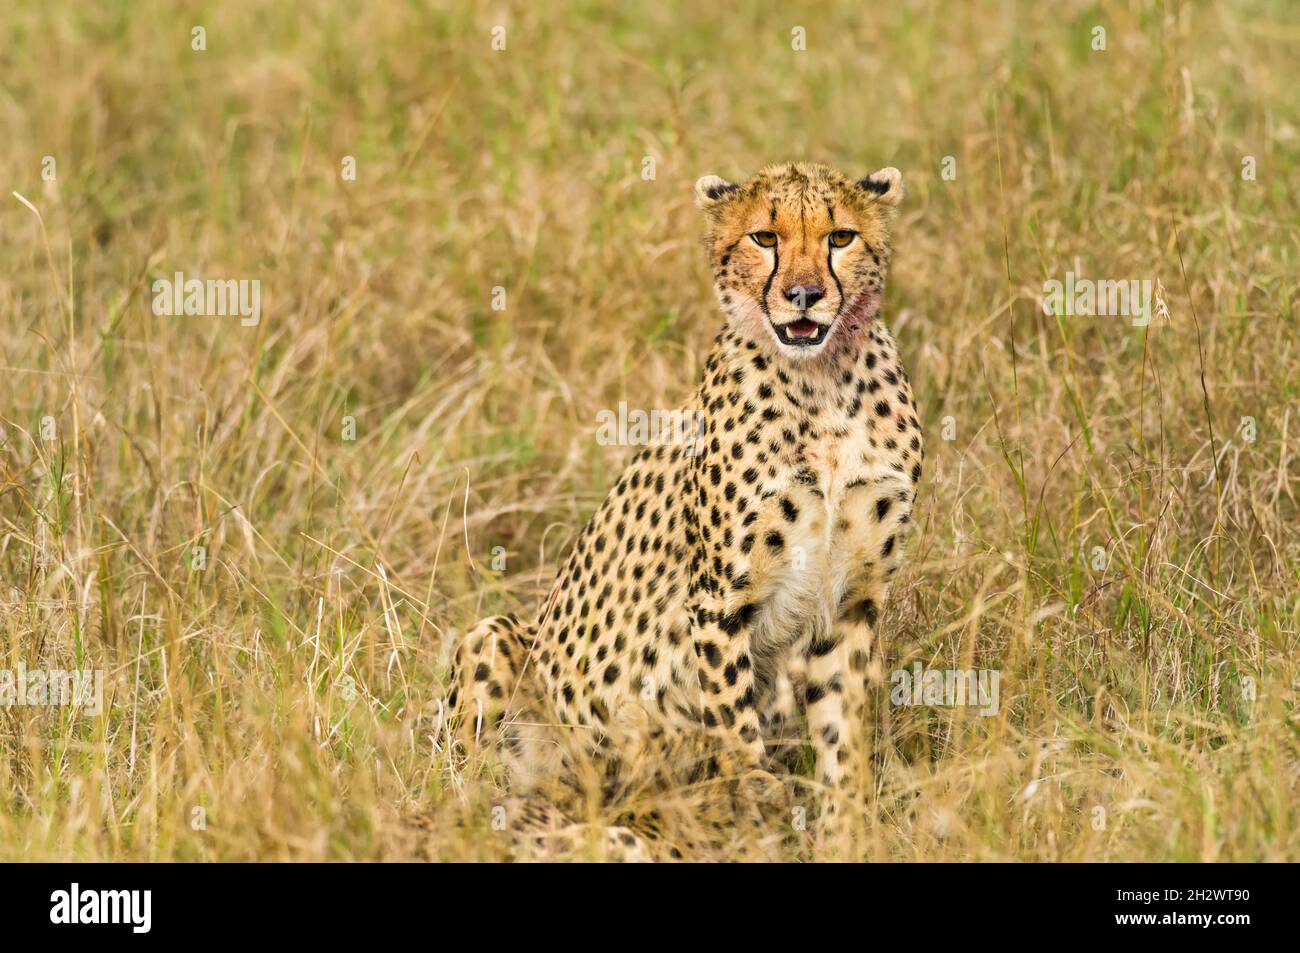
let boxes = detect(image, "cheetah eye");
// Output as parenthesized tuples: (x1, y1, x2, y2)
(749, 231, 778, 248)
(829, 230, 857, 248)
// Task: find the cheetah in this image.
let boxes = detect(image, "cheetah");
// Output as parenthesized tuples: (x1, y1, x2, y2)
(450, 162, 922, 831)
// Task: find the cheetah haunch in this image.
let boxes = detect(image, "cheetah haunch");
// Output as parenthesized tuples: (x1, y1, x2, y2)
(452, 162, 922, 814)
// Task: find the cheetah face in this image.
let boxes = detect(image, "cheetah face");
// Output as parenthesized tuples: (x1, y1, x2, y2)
(694, 162, 903, 360)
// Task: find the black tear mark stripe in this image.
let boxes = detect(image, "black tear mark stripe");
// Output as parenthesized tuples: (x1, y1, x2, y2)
(826, 245, 844, 315)
(760, 244, 779, 317)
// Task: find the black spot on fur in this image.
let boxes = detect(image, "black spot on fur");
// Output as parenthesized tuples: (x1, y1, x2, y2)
(719, 603, 757, 636)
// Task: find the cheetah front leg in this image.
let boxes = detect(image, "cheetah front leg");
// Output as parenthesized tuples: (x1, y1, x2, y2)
(804, 588, 882, 853)
(809, 480, 916, 828)
(808, 591, 884, 789)
(691, 592, 768, 773)
(689, 592, 791, 820)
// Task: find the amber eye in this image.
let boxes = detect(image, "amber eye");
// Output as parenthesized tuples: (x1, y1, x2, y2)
(829, 229, 857, 248)
(749, 231, 778, 248)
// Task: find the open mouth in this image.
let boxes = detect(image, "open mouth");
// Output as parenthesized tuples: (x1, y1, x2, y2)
(773, 316, 831, 347)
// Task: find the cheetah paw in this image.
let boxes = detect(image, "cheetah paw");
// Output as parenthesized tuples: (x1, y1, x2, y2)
(739, 768, 790, 814)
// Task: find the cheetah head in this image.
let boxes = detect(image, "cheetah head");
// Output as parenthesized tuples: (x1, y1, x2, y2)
(694, 162, 903, 360)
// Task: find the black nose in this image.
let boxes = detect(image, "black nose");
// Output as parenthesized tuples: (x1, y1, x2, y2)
(784, 285, 825, 307)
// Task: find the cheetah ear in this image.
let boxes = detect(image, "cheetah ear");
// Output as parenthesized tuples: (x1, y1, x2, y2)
(694, 175, 739, 210)
(857, 167, 904, 208)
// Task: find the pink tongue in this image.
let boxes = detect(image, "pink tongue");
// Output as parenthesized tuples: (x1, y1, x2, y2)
(790, 319, 818, 337)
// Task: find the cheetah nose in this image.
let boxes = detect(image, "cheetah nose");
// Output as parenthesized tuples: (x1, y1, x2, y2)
(784, 285, 825, 308)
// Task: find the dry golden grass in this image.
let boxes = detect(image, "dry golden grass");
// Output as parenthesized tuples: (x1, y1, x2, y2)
(1, 0, 1297, 860)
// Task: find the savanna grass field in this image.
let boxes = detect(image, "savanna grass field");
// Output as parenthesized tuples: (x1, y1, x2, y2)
(1, 0, 1298, 862)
